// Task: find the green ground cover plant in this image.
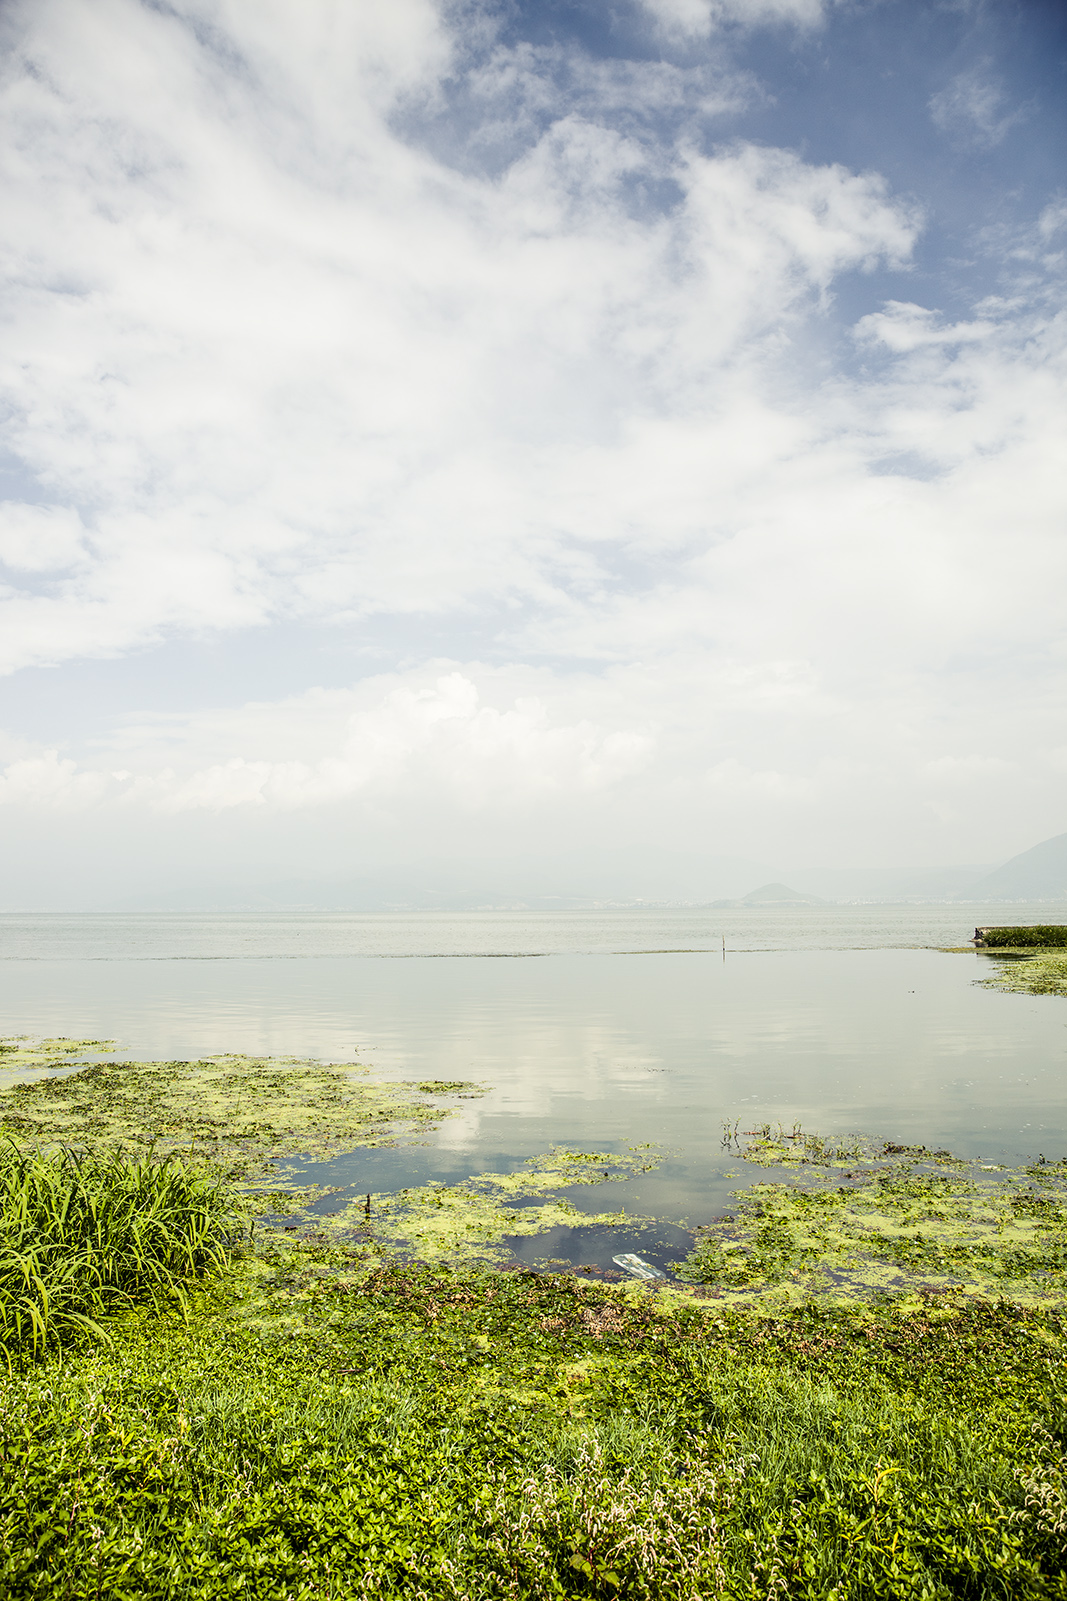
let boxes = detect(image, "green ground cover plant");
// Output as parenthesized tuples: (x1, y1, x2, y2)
(3, 1259, 1067, 1598)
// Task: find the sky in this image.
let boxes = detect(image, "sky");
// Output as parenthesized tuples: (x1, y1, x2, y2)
(0, 0, 1065, 906)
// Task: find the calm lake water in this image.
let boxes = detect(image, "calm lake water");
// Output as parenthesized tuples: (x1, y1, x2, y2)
(3, 906, 1067, 1264)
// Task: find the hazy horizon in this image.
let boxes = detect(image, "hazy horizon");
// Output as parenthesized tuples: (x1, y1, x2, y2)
(1, 0, 1065, 905)
(0, 844, 1058, 913)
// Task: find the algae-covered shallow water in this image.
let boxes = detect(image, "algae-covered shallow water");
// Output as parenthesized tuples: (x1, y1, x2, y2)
(2, 906, 1067, 1283)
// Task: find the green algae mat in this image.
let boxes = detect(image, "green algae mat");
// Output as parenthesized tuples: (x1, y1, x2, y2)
(979, 950, 1067, 997)
(677, 1127, 1067, 1310)
(0, 1036, 663, 1272)
(6, 1033, 1067, 1306)
(0, 1036, 485, 1181)
(288, 1146, 662, 1270)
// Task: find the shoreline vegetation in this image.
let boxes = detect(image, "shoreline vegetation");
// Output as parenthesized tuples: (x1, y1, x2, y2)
(979, 951, 1067, 999)
(971, 925, 1067, 1000)
(4, 930, 1067, 1598)
(974, 927, 1067, 949)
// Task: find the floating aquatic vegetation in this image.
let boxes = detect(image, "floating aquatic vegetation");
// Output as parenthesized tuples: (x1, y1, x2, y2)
(0, 1037, 485, 1185)
(683, 1125, 1067, 1307)
(293, 1147, 663, 1269)
(415, 1080, 486, 1095)
(718, 1120, 962, 1169)
(978, 953, 1067, 997)
(0, 1037, 116, 1072)
(0, 1039, 662, 1271)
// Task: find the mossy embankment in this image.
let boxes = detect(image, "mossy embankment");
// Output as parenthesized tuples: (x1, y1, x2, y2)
(976, 926, 1067, 949)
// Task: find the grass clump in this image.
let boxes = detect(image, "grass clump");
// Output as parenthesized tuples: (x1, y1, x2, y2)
(0, 1144, 235, 1360)
(3, 1264, 1067, 1598)
(976, 927, 1067, 949)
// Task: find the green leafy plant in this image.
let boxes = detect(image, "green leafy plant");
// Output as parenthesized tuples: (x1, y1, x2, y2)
(0, 1143, 236, 1360)
(3, 1267, 1067, 1598)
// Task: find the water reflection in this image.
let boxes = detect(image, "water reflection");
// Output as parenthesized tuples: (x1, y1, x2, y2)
(2, 923, 1066, 1233)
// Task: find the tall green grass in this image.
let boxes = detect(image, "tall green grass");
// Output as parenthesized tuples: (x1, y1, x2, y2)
(979, 925, 1067, 948)
(0, 1144, 236, 1360)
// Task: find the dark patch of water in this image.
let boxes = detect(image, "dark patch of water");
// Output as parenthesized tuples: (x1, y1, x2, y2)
(501, 1219, 696, 1278)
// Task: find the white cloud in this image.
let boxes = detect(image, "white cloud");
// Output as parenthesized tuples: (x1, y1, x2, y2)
(0, 0, 916, 676)
(0, 750, 108, 809)
(638, 0, 829, 40)
(852, 301, 995, 353)
(0, 670, 654, 815)
(0, 0, 1063, 875)
(150, 672, 654, 813)
(929, 64, 1028, 150)
(1038, 199, 1067, 242)
(0, 503, 86, 572)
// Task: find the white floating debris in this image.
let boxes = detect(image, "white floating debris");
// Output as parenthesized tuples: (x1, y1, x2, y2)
(612, 1252, 667, 1281)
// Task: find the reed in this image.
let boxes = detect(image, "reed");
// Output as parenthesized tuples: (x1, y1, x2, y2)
(0, 1143, 236, 1360)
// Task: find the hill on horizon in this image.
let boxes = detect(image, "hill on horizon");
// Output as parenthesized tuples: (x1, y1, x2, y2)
(741, 882, 822, 905)
(67, 834, 1067, 914)
(967, 832, 1067, 901)
(707, 882, 825, 908)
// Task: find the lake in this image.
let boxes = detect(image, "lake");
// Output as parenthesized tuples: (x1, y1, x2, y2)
(2, 905, 1066, 1266)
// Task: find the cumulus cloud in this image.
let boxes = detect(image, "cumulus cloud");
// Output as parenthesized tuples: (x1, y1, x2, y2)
(0, 749, 108, 809)
(0, 0, 1064, 875)
(852, 302, 995, 353)
(0, 0, 917, 677)
(0, 671, 654, 816)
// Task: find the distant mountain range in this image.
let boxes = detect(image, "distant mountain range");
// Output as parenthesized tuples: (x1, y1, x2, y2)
(709, 882, 826, 908)
(99, 832, 1067, 913)
(106, 849, 774, 914)
(964, 831, 1067, 901)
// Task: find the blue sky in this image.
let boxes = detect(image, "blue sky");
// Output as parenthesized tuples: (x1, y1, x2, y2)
(0, 0, 1064, 905)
